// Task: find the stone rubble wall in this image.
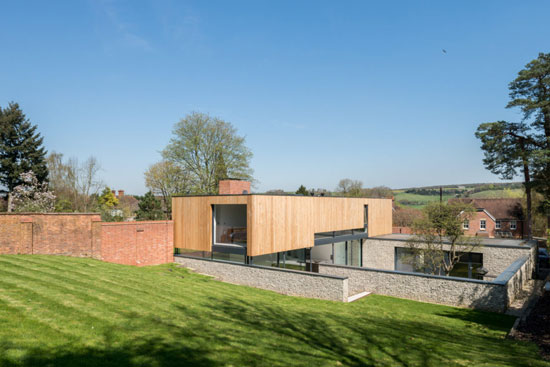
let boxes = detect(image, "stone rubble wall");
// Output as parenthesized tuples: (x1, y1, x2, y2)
(175, 255, 349, 302)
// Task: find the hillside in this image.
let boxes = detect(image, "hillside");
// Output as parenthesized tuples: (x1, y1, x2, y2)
(0, 255, 545, 366)
(394, 182, 524, 209)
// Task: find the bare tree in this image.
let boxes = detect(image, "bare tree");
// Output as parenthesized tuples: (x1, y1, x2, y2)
(74, 156, 103, 212)
(335, 178, 363, 197)
(46, 153, 103, 212)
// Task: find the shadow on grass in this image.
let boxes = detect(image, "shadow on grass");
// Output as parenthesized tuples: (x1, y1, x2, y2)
(0, 294, 542, 367)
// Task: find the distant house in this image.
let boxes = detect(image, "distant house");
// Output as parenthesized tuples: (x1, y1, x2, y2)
(110, 190, 139, 220)
(449, 198, 525, 239)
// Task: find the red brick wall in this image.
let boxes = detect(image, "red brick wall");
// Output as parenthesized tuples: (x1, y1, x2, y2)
(392, 226, 412, 234)
(218, 180, 251, 195)
(0, 214, 174, 266)
(0, 214, 101, 257)
(462, 211, 524, 238)
(100, 221, 173, 266)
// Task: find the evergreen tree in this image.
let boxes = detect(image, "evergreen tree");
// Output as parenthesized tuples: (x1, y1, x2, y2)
(296, 185, 308, 195)
(506, 53, 550, 234)
(136, 191, 164, 220)
(0, 102, 48, 210)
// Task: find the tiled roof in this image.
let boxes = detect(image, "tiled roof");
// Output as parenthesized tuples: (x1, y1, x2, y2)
(449, 198, 524, 220)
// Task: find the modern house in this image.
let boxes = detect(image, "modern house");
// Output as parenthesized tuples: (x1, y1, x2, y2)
(173, 181, 535, 311)
(449, 198, 525, 239)
(172, 180, 393, 270)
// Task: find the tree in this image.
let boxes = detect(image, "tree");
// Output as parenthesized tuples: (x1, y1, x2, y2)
(162, 112, 253, 194)
(393, 206, 422, 227)
(46, 153, 103, 212)
(335, 179, 363, 197)
(406, 202, 481, 276)
(98, 187, 119, 208)
(10, 171, 55, 213)
(97, 187, 121, 222)
(296, 185, 308, 195)
(136, 191, 164, 220)
(363, 186, 393, 198)
(475, 121, 536, 239)
(0, 102, 48, 211)
(507, 52, 550, 235)
(144, 160, 190, 219)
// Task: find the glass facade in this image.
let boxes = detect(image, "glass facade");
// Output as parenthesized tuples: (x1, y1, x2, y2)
(347, 239, 361, 267)
(394, 247, 484, 279)
(213, 205, 247, 245)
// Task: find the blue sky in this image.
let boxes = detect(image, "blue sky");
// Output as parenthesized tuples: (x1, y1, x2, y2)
(1, 1, 549, 194)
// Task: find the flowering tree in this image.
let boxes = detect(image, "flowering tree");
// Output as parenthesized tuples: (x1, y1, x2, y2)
(10, 171, 56, 213)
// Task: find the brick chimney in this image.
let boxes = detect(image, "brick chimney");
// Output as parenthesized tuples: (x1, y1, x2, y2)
(118, 190, 125, 198)
(218, 180, 251, 195)
(111, 189, 116, 196)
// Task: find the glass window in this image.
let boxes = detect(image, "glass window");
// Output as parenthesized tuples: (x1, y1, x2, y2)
(333, 230, 353, 236)
(315, 231, 334, 239)
(178, 249, 211, 259)
(333, 242, 346, 265)
(212, 251, 246, 263)
(496, 220, 501, 229)
(282, 249, 306, 271)
(347, 239, 362, 267)
(251, 253, 278, 267)
(463, 220, 469, 230)
(214, 205, 247, 245)
(449, 252, 483, 280)
(480, 220, 486, 230)
(311, 243, 332, 264)
(395, 248, 416, 272)
(510, 220, 517, 230)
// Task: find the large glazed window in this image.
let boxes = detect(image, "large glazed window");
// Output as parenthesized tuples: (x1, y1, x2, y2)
(213, 205, 247, 245)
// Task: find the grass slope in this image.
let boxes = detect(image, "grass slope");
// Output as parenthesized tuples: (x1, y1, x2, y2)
(0, 255, 546, 367)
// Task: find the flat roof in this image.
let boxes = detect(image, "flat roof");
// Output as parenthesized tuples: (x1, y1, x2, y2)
(172, 193, 391, 199)
(371, 233, 535, 249)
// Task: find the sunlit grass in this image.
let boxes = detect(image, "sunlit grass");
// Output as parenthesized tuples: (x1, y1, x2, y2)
(0, 255, 545, 367)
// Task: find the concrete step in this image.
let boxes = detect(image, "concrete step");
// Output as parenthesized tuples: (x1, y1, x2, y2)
(347, 291, 371, 303)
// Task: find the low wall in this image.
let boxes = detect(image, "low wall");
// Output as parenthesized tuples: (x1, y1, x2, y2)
(392, 227, 412, 234)
(101, 221, 173, 266)
(319, 263, 507, 312)
(0, 213, 174, 266)
(175, 255, 349, 302)
(0, 213, 102, 258)
(495, 256, 531, 305)
(364, 237, 535, 278)
(319, 256, 532, 312)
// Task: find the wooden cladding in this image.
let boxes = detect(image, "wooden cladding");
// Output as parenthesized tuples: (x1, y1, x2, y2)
(172, 195, 392, 256)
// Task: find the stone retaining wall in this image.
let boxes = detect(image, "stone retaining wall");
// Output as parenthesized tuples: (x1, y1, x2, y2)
(318, 263, 507, 312)
(319, 256, 532, 312)
(175, 255, 349, 302)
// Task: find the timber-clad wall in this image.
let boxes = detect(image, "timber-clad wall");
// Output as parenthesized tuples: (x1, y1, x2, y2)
(172, 195, 392, 256)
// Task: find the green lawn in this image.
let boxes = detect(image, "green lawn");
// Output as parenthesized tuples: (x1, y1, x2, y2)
(0, 255, 546, 367)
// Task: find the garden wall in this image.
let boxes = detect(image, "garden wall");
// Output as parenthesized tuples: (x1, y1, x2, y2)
(174, 255, 349, 302)
(0, 213, 102, 258)
(0, 214, 173, 266)
(101, 221, 173, 266)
